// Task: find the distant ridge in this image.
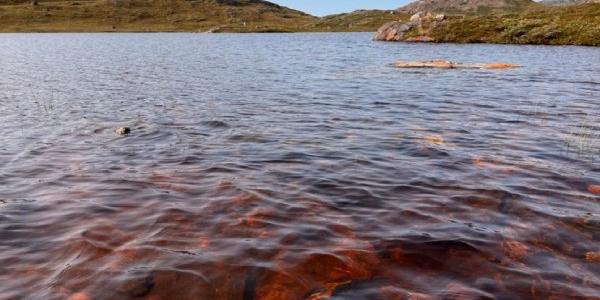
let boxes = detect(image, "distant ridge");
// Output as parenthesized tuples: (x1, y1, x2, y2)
(0, 0, 315, 32)
(540, 0, 600, 4)
(398, 0, 536, 14)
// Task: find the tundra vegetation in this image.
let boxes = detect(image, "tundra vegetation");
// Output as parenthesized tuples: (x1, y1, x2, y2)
(424, 4, 600, 46)
(0, 0, 315, 32)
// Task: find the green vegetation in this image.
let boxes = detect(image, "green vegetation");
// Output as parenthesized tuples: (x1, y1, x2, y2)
(313, 10, 409, 32)
(0, 0, 315, 32)
(428, 4, 600, 46)
(398, 0, 537, 15)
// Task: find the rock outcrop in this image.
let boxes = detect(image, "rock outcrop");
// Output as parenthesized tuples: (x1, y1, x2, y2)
(373, 21, 417, 41)
(373, 12, 442, 42)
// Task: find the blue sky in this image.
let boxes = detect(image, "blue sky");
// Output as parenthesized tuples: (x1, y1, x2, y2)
(271, 0, 410, 16)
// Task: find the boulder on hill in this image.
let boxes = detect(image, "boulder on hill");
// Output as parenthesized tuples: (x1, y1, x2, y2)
(372, 21, 417, 41)
(373, 11, 444, 42)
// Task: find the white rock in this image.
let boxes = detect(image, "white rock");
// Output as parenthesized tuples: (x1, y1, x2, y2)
(410, 12, 423, 23)
(116, 127, 131, 135)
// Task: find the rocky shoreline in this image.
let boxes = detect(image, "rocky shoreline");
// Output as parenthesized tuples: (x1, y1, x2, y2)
(372, 4, 600, 46)
(373, 12, 445, 42)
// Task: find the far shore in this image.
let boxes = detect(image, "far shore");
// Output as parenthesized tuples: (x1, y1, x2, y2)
(0, 1, 598, 46)
(1, 29, 598, 48)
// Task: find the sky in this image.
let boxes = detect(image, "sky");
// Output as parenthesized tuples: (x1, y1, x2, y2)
(271, 0, 410, 16)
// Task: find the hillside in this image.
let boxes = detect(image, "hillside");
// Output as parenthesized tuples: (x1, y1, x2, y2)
(388, 3, 600, 46)
(314, 9, 409, 32)
(398, 0, 538, 14)
(0, 0, 315, 32)
(314, 0, 541, 33)
(541, 0, 600, 4)
(540, 0, 578, 4)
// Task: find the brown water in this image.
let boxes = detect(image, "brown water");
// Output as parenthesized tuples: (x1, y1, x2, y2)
(0, 33, 599, 300)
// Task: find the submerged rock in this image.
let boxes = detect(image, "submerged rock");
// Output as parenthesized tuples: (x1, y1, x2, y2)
(502, 240, 529, 260)
(586, 251, 600, 263)
(373, 21, 416, 41)
(115, 127, 131, 135)
(66, 293, 90, 300)
(405, 35, 435, 42)
(484, 63, 522, 69)
(395, 60, 454, 69)
(395, 60, 520, 69)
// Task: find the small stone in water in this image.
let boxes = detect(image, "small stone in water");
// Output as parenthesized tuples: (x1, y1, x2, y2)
(586, 251, 600, 263)
(503, 240, 529, 260)
(67, 292, 91, 300)
(116, 127, 131, 135)
(587, 185, 600, 195)
(423, 135, 445, 146)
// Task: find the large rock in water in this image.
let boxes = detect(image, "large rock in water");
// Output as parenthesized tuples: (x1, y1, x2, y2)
(395, 60, 520, 69)
(373, 21, 416, 41)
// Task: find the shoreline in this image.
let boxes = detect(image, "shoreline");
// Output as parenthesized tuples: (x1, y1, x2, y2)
(0, 30, 597, 47)
(0, 2, 598, 46)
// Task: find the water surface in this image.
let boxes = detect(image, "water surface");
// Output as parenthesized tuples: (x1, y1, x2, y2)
(0, 33, 599, 299)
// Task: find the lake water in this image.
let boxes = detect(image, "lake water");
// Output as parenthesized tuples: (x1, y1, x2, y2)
(0, 33, 599, 300)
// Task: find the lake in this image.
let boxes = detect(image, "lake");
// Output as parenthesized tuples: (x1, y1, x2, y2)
(0, 33, 599, 299)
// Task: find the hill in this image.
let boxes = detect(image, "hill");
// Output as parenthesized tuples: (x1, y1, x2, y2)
(0, 0, 315, 32)
(381, 3, 600, 46)
(540, 0, 600, 4)
(540, 0, 579, 4)
(398, 0, 538, 14)
(313, 9, 409, 32)
(314, 0, 541, 33)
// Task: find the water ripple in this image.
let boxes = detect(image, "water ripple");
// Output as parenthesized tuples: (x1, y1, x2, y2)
(0, 33, 599, 299)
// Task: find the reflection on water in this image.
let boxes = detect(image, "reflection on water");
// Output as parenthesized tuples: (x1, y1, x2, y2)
(0, 33, 599, 299)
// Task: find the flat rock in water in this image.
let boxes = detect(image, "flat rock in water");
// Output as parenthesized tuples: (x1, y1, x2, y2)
(395, 60, 520, 69)
(404, 36, 435, 42)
